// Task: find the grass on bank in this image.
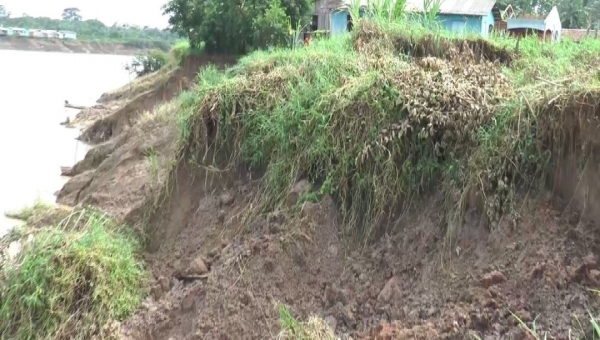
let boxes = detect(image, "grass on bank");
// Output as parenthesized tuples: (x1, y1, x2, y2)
(174, 15, 600, 243)
(108, 40, 200, 100)
(0, 205, 147, 340)
(277, 305, 337, 340)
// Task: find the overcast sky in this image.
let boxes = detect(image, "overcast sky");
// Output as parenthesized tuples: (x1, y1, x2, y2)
(1, 0, 170, 28)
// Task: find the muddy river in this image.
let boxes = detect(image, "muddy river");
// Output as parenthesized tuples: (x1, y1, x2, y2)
(0, 49, 133, 235)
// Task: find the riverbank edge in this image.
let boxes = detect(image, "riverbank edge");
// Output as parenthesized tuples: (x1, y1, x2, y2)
(0, 36, 166, 55)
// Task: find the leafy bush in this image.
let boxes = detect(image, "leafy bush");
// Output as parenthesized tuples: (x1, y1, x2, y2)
(0, 210, 147, 340)
(253, 0, 291, 49)
(171, 40, 191, 62)
(128, 49, 170, 77)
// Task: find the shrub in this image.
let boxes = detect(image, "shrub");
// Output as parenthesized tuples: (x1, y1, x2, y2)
(127, 49, 170, 77)
(253, 0, 291, 49)
(0, 210, 147, 340)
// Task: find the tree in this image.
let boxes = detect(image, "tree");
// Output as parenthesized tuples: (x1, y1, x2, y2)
(253, 0, 291, 49)
(163, 0, 315, 54)
(0, 14, 180, 50)
(62, 7, 82, 21)
(0, 5, 10, 19)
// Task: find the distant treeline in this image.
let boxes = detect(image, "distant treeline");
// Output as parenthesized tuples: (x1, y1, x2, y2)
(0, 16, 180, 50)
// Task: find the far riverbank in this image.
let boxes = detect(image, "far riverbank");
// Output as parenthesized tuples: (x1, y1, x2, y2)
(0, 36, 166, 55)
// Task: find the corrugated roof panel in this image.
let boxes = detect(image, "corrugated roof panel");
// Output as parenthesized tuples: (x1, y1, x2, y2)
(406, 0, 496, 15)
(336, 0, 496, 16)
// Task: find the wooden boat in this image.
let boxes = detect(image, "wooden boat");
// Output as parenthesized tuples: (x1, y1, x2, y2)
(64, 100, 86, 110)
(60, 166, 73, 176)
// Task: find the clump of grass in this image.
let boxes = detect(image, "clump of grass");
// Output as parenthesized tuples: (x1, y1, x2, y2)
(0, 208, 147, 340)
(4, 199, 55, 222)
(510, 310, 600, 340)
(277, 304, 336, 340)
(170, 40, 205, 66)
(144, 146, 160, 187)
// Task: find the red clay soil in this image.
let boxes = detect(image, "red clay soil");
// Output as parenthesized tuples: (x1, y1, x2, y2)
(119, 166, 600, 339)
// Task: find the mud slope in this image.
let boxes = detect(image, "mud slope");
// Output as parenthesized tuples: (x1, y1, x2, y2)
(80, 55, 237, 144)
(57, 55, 236, 222)
(120, 169, 600, 340)
(117, 25, 600, 339)
(54, 21, 600, 340)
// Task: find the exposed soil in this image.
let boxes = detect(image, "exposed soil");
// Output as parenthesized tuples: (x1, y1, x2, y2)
(117, 165, 600, 339)
(57, 55, 237, 221)
(0, 36, 155, 55)
(107, 175, 600, 340)
(53, 53, 600, 339)
(76, 55, 237, 144)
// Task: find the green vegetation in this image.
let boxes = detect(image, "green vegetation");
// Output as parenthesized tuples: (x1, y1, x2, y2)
(0, 7, 179, 51)
(128, 50, 171, 77)
(507, 311, 600, 340)
(0, 206, 147, 340)
(277, 304, 336, 340)
(162, 0, 314, 53)
(170, 3, 600, 245)
(125, 40, 201, 77)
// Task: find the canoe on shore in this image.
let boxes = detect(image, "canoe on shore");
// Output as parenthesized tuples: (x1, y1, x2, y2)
(60, 166, 73, 176)
(65, 103, 86, 110)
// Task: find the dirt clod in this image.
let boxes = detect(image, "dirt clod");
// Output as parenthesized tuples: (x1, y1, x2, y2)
(287, 179, 311, 207)
(189, 257, 208, 276)
(584, 254, 597, 269)
(219, 192, 235, 206)
(480, 270, 506, 288)
(158, 276, 171, 292)
(325, 315, 337, 332)
(378, 277, 400, 302)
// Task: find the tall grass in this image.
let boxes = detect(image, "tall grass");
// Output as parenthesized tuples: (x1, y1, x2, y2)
(0, 208, 147, 340)
(174, 2, 600, 241)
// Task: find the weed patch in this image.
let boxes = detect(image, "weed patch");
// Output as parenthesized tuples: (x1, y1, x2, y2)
(174, 17, 600, 240)
(0, 208, 147, 340)
(277, 305, 336, 340)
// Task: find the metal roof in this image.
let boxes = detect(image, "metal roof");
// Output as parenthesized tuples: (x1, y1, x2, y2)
(333, 0, 495, 16)
(404, 0, 496, 16)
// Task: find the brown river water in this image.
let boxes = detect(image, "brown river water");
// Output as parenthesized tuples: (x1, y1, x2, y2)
(0, 49, 133, 235)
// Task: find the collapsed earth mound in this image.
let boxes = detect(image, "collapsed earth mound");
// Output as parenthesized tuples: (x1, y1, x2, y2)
(7, 19, 600, 340)
(123, 21, 600, 339)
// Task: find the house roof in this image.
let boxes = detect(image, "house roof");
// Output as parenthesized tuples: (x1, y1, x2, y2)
(329, 0, 496, 16)
(404, 0, 496, 16)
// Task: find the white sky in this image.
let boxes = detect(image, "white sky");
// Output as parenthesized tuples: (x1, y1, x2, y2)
(1, 0, 170, 28)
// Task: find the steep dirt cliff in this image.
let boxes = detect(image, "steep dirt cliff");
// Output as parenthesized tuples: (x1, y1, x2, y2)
(52, 21, 600, 340)
(57, 55, 237, 223)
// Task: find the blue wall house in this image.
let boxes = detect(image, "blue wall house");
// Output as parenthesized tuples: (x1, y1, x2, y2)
(405, 0, 497, 38)
(312, 0, 366, 35)
(313, 0, 498, 38)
